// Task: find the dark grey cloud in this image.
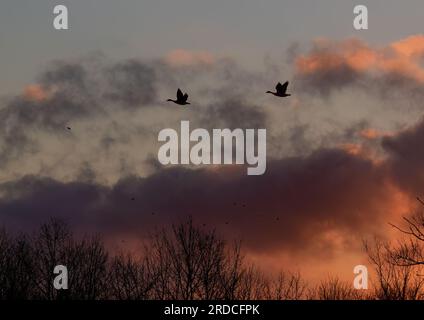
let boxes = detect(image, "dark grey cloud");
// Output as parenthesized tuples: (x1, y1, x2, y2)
(0, 147, 391, 257)
(0, 55, 273, 170)
(103, 59, 157, 108)
(202, 96, 267, 129)
(296, 64, 362, 98)
(382, 117, 424, 194)
(0, 57, 160, 167)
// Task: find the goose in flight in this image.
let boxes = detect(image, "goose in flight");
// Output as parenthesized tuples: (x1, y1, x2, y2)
(167, 88, 190, 105)
(267, 81, 291, 97)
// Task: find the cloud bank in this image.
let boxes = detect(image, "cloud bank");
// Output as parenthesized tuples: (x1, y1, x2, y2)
(1, 37, 424, 271)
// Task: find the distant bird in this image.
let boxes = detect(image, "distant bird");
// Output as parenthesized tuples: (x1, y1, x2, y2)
(167, 88, 190, 105)
(267, 81, 291, 97)
(66, 126, 72, 131)
(131, 197, 135, 201)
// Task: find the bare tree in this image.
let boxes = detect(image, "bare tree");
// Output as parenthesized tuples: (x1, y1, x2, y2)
(230, 264, 267, 300)
(67, 236, 108, 299)
(6, 215, 424, 300)
(0, 230, 34, 299)
(388, 203, 424, 268)
(364, 238, 424, 300)
(145, 217, 258, 300)
(311, 276, 363, 300)
(143, 217, 308, 300)
(264, 271, 307, 300)
(31, 219, 108, 300)
(107, 254, 157, 300)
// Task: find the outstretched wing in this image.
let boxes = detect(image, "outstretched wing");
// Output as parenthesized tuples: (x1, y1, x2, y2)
(276, 81, 289, 94)
(177, 88, 184, 100)
(183, 93, 189, 102)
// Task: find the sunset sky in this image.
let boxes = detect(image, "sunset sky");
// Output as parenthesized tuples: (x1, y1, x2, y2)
(1, 0, 424, 282)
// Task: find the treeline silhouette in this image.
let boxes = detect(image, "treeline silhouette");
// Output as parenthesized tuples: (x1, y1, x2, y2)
(0, 214, 423, 300)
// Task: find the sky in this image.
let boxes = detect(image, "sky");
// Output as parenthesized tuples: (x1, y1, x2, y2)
(1, 0, 424, 282)
(1, 0, 423, 94)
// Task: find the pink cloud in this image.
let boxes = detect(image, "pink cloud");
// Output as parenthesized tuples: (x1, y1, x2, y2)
(164, 49, 215, 67)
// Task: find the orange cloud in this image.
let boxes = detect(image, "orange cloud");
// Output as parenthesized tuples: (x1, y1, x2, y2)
(359, 128, 380, 140)
(23, 84, 50, 102)
(340, 143, 363, 156)
(296, 39, 377, 74)
(296, 34, 424, 84)
(339, 142, 383, 165)
(165, 49, 215, 67)
(391, 35, 424, 58)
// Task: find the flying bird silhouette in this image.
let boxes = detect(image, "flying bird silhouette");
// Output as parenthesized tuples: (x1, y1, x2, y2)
(167, 88, 190, 105)
(267, 81, 291, 97)
(66, 126, 72, 131)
